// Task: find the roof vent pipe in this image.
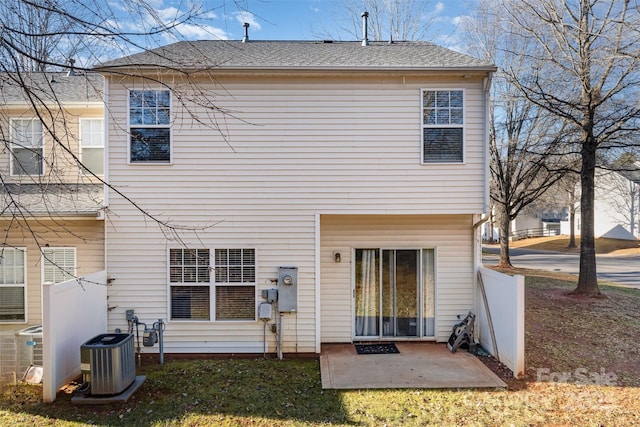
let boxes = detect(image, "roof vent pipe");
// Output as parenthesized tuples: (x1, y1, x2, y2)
(242, 22, 249, 43)
(361, 11, 369, 46)
(67, 58, 76, 76)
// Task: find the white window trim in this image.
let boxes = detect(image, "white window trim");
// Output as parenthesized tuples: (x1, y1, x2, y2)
(0, 247, 28, 324)
(41, 247, 77, 284)
(79, 117, 105, 176)
(420, 88, 466, 165)
(166, 247, 258, 322)
(9, 118, 44, 176)
(167, 248, 212, 321)
(127, 89, 173, 165)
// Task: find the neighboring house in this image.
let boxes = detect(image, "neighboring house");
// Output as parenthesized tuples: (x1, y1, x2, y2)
(510, 208, 568, 239)
(96, 36, 495, 354)
(508, 166, 640, 241)
(587, 167, 640, 240)
(0, 72, 105, 381)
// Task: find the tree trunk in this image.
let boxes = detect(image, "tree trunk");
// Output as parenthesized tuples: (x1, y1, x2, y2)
(574, 136, 600, 295)
(630, 185, 636, 237)
(568, 190, 576, 248)
(573, 0, 601, 296)
(498, 206, 512, 267)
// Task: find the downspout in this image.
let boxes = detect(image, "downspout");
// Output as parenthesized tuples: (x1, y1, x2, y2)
(482, 75, 492, 215)
(473, 74, 493, 325)
(473, 215, 490, 342)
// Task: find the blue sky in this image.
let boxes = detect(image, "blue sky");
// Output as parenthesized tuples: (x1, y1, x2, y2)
(138, 0, 473, 50)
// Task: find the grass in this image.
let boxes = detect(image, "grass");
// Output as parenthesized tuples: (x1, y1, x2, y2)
(505, 236, 640, 255)
(1, 267, 639, 425)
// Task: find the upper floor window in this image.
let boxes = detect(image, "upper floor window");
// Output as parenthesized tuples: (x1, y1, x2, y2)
(80, 118, 104, 175)
(10, 118, 43, 175)
(422, 89, 464, 163)
(0, 247, 26, 322)
(42, 247, 77, 284)
(129, 90, 170, 163)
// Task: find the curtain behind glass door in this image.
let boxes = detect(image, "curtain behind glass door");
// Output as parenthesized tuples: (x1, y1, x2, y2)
(355, 249, 379, 336)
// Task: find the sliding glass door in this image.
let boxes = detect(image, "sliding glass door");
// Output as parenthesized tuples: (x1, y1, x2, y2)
(354, 248, 435, 339)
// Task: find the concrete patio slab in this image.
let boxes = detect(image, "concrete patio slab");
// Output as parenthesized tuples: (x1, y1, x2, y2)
(320, 342, 506, 389)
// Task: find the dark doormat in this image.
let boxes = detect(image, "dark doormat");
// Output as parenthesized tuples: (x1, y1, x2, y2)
(355, 343, 400, 355)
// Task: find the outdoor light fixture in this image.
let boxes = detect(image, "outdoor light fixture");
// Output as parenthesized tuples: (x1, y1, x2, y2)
(334, 251, 341, 263)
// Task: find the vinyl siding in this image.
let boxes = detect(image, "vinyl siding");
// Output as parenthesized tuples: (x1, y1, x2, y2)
(104, 72, 488, 353)
(0, 105, 104, 183)
(0, 219, 104, 334)
(320, 214, 474, 343)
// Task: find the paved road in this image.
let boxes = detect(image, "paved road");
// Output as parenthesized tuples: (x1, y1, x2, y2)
(483, 246, 640, 289)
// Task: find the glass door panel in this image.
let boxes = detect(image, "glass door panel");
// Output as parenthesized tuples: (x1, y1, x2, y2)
(354, 249, 379, 337)
(382, 249, 419, 337)
(354, 248, 434, 339)
(422, 249, 436, 337)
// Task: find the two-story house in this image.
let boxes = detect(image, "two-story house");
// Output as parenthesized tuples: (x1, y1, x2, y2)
(0, 72, 105, 380)
(96, 37, 495, 355)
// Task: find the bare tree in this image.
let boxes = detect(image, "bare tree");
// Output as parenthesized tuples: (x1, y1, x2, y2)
(0, 0, 236, 278)
(318, 0, 438, 41)
(502, 0, 640, 296)
(464, 0, 570, 267)
(559, 173, 581, 248)
(0, 0, 84, 72)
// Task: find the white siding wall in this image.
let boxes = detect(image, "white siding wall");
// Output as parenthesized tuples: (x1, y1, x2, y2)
(320, 214, 475, 343)
(105, 73, 487, 353)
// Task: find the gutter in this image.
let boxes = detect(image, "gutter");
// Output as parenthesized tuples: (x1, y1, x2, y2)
(94, 65, 498, 74)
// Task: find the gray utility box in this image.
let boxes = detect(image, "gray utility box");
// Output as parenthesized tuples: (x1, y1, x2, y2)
(277, 266, 298, 312)
(80, 333, 135, 396)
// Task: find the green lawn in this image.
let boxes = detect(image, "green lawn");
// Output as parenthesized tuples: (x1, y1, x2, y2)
(1, 275, 639, 426)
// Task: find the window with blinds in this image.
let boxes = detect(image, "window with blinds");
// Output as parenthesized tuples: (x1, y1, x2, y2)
(169, 249, 210, 320)
(422, 89, 464, 163)
(42, 248, 76, 284)
(129, 90, 171, 163)
(214, 249, 256, 321)
(0, 247, 26, 322)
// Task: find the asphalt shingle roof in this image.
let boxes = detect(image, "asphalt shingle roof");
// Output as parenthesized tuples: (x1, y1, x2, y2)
(97, 40, 495, 71)
(0, 72, 103, 105)
(0, 184, 103, 217)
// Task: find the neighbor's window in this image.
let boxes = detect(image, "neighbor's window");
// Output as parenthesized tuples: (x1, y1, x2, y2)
(169, 249, 210, 320)
(214, 248, 256, 321)
(42, 248, 77, 283)
(422, 89, 464, 163)
(10, 118, 43, 175)
(129, 90, 170, 163)
(80, 118, 104, 175)
(0, 247, 26, 322)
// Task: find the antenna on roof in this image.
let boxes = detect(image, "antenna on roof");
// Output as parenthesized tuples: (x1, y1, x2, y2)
(361, 12, 369, 46)
(242, 22, 250, 43)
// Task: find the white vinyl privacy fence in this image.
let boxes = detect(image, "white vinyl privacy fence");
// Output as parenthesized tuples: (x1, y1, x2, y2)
(42, 270, 107, 403)
(477, 267, 525, 379)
